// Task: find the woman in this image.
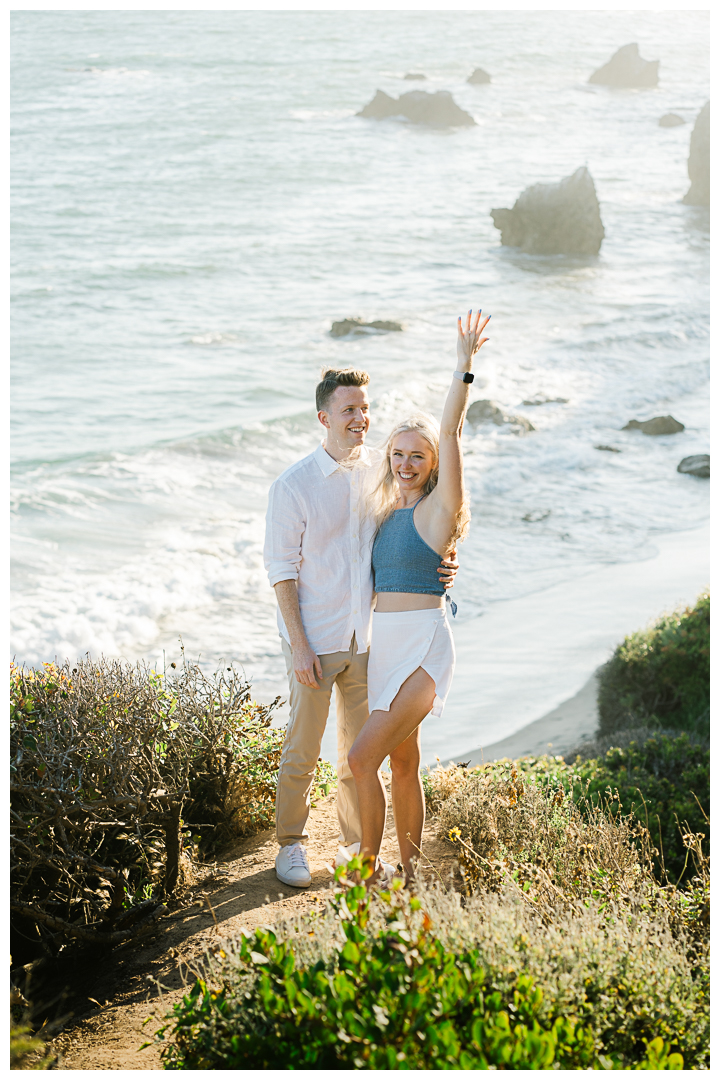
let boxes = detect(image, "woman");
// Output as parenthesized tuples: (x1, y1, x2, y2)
(348, 308, 490, 884)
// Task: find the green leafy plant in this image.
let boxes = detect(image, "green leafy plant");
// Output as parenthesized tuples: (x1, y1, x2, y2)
(309, 756, 338, 806)
(597, 590, 709, 738)
(149, 860, 700, 1070)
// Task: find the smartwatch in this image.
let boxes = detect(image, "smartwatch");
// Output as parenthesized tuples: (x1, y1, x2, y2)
(453, 371, 474, 384)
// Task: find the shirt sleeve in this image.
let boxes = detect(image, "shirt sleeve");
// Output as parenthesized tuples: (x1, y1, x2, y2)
(264, 478, 306, 586)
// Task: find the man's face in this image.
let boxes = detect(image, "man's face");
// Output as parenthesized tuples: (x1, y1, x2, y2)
(319, 385, 370, 449)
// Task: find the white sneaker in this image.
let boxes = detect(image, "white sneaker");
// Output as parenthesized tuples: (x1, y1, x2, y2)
(334, 841, 361, 869)
(378, 858, 401, 886)
(275, 842, 311, 888)
(334, 843, 398, 884)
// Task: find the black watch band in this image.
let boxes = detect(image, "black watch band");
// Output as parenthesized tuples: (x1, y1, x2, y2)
(453, 371, 474, 384)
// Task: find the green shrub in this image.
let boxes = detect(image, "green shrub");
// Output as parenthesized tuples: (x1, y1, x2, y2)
(566, 735, 708, 885)
(597, 591, 709, 738)
(151, 865, 699, 1069)
(10, 657, 286, 953)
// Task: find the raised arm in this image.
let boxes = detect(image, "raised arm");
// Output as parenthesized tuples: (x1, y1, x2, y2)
(434, 308, 490, 515)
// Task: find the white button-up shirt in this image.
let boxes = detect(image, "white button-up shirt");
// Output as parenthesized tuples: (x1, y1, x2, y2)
(264, 443, 378, 656)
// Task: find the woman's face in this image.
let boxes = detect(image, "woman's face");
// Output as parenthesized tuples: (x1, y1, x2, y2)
(390, 430, 435, 495)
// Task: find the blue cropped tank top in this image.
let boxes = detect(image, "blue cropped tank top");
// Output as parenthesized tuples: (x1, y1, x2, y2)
(372, 497, 457, 616)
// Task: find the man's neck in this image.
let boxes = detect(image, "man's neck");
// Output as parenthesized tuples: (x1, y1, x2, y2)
(323, 438, 365, 464)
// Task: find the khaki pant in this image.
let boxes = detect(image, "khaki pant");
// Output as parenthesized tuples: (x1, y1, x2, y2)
(276, 635, 368, 848)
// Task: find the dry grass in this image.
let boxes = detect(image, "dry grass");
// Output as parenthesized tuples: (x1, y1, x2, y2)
(429, 761, 646, 908)
(10, 655, 283, 953)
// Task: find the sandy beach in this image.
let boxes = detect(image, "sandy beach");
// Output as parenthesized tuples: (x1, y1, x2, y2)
(453, 670, 601, 766)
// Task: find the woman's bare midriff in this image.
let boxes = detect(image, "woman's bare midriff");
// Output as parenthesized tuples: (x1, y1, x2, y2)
(374, 592, 444, 612)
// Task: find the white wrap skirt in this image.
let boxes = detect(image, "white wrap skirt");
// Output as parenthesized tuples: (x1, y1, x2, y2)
(368, 607, 456, 719)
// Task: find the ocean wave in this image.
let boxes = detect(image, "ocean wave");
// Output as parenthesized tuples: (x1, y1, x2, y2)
(188, 331, 240, 346)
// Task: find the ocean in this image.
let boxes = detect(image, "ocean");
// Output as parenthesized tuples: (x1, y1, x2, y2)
(11, 9, 709, 741)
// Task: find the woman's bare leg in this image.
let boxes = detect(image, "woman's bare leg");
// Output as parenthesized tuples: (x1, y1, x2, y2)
(389, 726, 424, 881)
(348, 667, 435, 881)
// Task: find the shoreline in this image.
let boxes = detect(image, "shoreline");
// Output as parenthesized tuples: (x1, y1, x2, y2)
(443, 669, 600, 766)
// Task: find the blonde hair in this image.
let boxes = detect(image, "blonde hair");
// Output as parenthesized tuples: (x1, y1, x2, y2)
(367, 413, 471, 546)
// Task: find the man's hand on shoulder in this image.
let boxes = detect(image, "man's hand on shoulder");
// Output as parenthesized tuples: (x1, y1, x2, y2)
(292, 641, 324, 689)
(438, 548, 459, 590)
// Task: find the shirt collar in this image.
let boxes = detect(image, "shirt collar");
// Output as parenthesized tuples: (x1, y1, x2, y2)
(314, 442, 370, 477)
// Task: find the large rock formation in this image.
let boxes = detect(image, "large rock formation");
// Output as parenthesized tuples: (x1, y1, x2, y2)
(357, 89, 476, 127)
(466, 399, 535, 433)
(622, 415, 684, 435)
(491, 167, 604, 255)
(659, 113, 684, 128)
(588, 43, 659, 88)
(682, 102, 709, 206)
(467, 67, 491, 85)
(330, 318, 403, 338)
(677, 454, 709, 478)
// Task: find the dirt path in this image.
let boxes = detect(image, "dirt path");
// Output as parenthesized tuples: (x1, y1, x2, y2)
(48, 787, 456, 1070)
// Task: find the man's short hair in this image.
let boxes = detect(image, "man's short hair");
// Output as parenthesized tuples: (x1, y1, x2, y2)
(315, 367, 370, 413)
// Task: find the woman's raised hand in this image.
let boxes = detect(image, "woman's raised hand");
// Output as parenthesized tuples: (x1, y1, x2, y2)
(457, 308, 490, 368)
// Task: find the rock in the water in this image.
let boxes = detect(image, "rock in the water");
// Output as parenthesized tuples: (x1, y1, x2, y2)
(357, 89, 476, 127)
(467, 399, 535, 433)
(623, 415, 684, 435)
(467, 67, 491, 85)
(330, 318, 404, 338)
(467, 400, 504, 424)
(595, 445, 621, 452)
(491, 166, 604, 255)
(403, 72, 426, 81)
(659, 113, 685, 127)
(588, 43, 659, 88)
(683, 101, 709, 206)
(357, 90, 396, 119)
(677, 454, 709, 478)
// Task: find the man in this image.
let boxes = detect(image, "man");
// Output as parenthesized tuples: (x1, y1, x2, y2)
(263, 368, 456, 888)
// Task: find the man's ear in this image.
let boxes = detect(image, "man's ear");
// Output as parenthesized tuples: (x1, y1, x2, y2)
(318, 410, 330, 430)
